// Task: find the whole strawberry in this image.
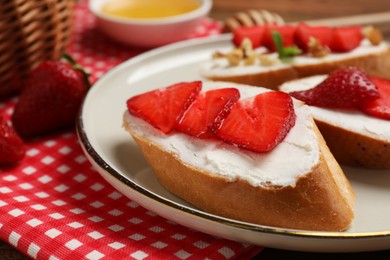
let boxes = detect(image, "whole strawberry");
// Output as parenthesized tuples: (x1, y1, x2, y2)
(12, 54, 89, 139)
(0, 115, 25, 165)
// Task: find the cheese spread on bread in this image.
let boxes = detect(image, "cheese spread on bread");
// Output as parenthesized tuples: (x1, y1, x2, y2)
(123, 81, 355, 231)
(124, 81, 319, 187)
(200, 40, 388, 78)
(280, 75, 390, 143)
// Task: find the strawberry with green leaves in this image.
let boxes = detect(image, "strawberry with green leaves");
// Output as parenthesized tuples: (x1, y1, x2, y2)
(0, 115, 25, 165)
(12, 54, 90, 139)
(231, 24, 365, 55)
(263, 25, 297, 52)
(272, 31, 302, 61)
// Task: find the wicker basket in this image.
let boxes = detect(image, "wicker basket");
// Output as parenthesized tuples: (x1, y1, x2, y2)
(0, 0, 76, 98)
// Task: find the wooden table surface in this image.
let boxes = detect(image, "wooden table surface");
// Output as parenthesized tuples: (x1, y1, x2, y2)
(210, 0, 390, 36)
(2, 0, 390, 259)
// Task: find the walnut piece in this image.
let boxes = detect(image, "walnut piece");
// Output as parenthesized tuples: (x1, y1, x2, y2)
(307, 37, 330, 58)
(363, 26, 383, 46)
(226, 49, 243, 66)
(212, 37, 279, 67)
(258, 55, 278, 66)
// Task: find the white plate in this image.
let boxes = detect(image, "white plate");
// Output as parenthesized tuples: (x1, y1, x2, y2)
(77, 34, 390, 253)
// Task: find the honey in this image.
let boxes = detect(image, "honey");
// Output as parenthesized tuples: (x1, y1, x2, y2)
(101, 0, 201, 19)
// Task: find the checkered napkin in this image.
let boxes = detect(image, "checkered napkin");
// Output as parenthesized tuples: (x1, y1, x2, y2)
(0, 1, 263, 259)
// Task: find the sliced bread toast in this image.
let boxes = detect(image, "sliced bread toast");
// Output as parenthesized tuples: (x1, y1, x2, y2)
(280, 75, 390, 168)
(123, 81, 355, 231)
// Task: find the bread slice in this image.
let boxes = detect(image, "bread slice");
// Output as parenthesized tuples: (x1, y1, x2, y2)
(279, 75, 390, 168)
(200, 57, 299, 90)
(293, 41, 390, 79)
(123, 81, 355, 231)
(200, 40, 390, 90)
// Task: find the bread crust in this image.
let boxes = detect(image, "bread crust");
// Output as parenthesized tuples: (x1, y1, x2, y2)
(205, 66, 298, 91)
(203, 48, 390, 89)
(294, 48, 390, 79)
(278, 70, 390, 169)
(315, 119, 390, 168)
(123, 117, 355, 232)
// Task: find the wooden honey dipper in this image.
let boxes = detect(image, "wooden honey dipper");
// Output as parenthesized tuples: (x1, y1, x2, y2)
(223, 9, 285, 32)
(223, 8, 390, 35)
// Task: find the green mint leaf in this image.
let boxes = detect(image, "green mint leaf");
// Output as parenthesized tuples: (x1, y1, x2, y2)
(271, 31, 302, 61)
(282, 47, 302, 56)
(271, 31, 284, 56)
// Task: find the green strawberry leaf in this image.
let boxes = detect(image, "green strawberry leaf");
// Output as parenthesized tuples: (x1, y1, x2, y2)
(62, 53, 91, 88)
(272, 31, 302, 62)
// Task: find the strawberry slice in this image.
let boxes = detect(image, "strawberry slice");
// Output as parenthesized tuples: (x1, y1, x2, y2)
(295, 22, 333, 52)
(289, 68, 379, 108)
(216, 91, 296, 153)
(329, 26, 363, 52)
(232, 26, 265, 48)
(360, 76, 390, 120)
(177, 88, 240, 138)
(127, 81, 202, 133)
(263, 25, 296, 52)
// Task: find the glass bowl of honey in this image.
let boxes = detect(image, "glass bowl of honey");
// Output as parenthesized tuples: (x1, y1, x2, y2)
(89, 0, 212, 48)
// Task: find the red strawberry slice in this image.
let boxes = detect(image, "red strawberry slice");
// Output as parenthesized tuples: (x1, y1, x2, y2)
(177, 88, 240, 138)
(295, 23, 333, 52)
(0, 116, 25, 165)
(232, 26, 265, 48)
(263, 25, 296, 52)
(289, 68, 380, 108)
(329, 26, 363, 52)
(127, 81, 201, 133)
(360, 76, 390, 120)
(216, 91, 296, 153)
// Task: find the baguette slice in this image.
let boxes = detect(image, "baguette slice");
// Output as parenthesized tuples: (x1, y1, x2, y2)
(200, 40, 390, 90)
(123, 81, 355, 232)
(279, 75, 390, 168)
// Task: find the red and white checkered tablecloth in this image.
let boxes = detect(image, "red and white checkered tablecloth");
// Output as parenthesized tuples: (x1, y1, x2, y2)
(0, 1, 263, 259)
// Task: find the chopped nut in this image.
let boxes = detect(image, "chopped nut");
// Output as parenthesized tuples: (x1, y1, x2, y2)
(232, 49, 244, 59)
(308, 37, 330, 58)
(240, 38, 253, 55)
(363, 26, 383, 45)
(211, 36, 282, 67)
(212, 51, 226, 59)
(226, 56, 240, 66)
(258, 54, 278, 66)
(226, 49, 243, 66)
(243, 50, 257, 65)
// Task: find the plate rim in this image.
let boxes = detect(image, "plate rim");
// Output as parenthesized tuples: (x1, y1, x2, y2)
(76, 34, 390, 242)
